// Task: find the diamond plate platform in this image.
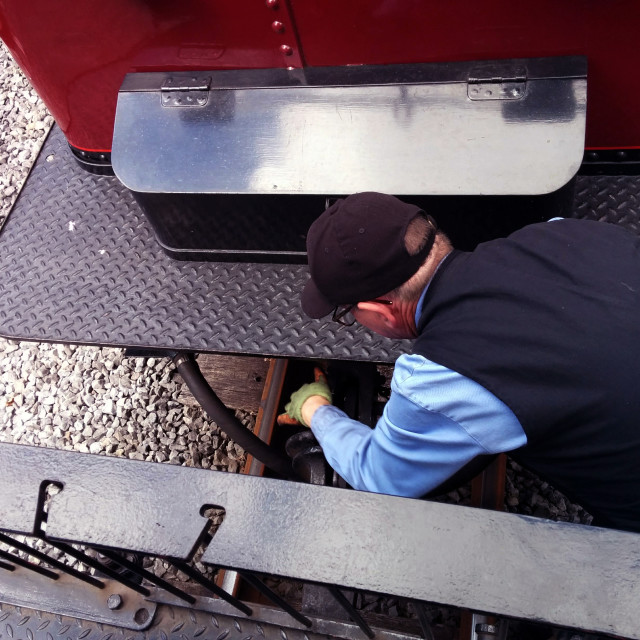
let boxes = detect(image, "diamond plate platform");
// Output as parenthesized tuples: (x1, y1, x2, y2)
(0, 128, 409, 362)
(0, 126, 639, 359)
(0, 600, 416, 640)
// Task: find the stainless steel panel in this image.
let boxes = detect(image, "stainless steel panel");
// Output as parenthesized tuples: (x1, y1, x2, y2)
(112, 58, 586, 196)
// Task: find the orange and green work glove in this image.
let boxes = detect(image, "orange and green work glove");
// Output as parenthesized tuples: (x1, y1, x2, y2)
(277, 367, 332, 427)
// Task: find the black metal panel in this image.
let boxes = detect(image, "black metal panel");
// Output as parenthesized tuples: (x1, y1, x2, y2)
(0, 570, 156, 630)
(0, 127, 639, 357)
(134, 192, 324, 263)
(135, 184, 575, 262)
(0, 127, 409, 362)
(119, 57, 587, 93)
(68, 144, 114, 176)
(573, 174, 640, 235)
(579, 149, 640, 176)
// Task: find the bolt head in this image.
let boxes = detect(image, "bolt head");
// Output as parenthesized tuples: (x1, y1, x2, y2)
(272, 20, 285, 33)
(266, 0, 279, 8)
(280, 44, 293, 56)
(107, 594, 123, 610)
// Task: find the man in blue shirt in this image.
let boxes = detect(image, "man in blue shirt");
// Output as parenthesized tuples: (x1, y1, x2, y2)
(283, 192, 640, 532)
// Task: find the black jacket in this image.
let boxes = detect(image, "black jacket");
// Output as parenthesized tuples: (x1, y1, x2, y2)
(413, 219, 640, 531)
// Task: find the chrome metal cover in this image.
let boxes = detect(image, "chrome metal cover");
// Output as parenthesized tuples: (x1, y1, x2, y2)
(112, 57, 587, 196)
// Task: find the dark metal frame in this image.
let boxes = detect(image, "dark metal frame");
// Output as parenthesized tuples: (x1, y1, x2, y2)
(580, 148, 640, 175)
(1, 442, 640, 639)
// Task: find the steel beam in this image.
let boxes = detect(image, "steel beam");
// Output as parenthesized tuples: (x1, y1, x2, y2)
(1, 442, 639, 638)
(0, 568, 156, 630)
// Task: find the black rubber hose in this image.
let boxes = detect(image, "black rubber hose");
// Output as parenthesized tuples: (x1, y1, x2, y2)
(173, 353, 293, 478)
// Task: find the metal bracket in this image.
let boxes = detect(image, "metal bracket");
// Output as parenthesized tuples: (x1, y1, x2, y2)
(0, 569, 156, 630)
(148, 592, 421, 640)
(467, 64, 526, 101)
(161, 75, 211, 107)
(0, 596, 422, 640)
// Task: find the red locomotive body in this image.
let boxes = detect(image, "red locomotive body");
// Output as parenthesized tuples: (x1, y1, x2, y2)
(0, 0, 638, 153)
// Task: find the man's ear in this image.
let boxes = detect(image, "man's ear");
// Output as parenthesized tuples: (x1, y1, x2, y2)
(356, 300, 397, 327)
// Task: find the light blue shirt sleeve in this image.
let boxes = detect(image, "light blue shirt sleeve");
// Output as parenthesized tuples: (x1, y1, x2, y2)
(310, 353, 527, 497)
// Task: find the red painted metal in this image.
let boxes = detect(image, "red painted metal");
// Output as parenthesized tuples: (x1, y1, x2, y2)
(0, 0, 638, 151)
(0, 0, 304, 151)
(289, 0, 640, 150)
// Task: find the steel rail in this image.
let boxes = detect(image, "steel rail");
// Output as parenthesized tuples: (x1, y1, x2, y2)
(173, 353, 293, 478)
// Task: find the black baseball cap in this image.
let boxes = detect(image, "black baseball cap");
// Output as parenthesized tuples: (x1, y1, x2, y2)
(302, 192, 436, 319)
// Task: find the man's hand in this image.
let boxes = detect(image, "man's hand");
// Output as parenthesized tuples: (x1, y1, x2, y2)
(277, 367, 332, 427)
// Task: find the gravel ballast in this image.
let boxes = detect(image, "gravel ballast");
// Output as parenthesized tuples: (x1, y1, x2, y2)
(0, 340, 250, 470)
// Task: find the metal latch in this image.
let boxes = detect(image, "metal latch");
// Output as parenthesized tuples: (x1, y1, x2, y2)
(161, 75, 211, 107)
(467, 64, 526, 101)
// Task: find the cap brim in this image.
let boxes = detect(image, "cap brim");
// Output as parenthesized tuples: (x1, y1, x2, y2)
(301, 277, 335, 319)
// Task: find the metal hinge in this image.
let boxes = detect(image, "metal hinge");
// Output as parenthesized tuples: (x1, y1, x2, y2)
(161, 75, 211, 107)
(467, 64, 526, 101)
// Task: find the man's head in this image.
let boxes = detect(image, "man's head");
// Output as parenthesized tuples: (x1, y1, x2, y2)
(302, 192, 439, 335)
